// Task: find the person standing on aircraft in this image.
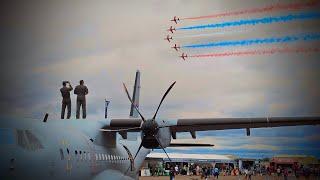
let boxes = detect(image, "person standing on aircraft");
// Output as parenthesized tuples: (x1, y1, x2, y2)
(74, 80, 88, 119)
(60, 81, 73, 119)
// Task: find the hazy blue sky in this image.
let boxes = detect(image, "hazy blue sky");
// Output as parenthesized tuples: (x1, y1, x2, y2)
(1, 0, 320, 158)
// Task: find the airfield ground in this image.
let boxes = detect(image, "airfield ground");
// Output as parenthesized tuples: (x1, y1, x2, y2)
(140, 175, 315, 180)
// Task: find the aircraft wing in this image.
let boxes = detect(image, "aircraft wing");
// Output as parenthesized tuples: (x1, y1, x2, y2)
(170, 116, 320, 133)
(106, 116, 320, 132)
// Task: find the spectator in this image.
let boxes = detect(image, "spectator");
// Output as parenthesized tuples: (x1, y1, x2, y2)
(283, 168, 289, 180)
(276, 166, 281, 177)
(214, 167, 219, 179)
(169, 167, 175, 180)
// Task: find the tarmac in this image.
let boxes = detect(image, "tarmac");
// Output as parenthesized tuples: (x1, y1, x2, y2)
(139, 175, 318, 180)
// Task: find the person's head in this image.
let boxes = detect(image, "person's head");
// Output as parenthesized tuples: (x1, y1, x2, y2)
(80, 80, 84, 85)
(62, 81, 67, 86)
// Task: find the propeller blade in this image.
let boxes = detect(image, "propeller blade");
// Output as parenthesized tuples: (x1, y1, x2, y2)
(123, 83, 146, 122)
(134, 140, 144, 160)
(152, 81, 176, 120)
(154, 136, 171, 162)
(99, 127, 141, 132)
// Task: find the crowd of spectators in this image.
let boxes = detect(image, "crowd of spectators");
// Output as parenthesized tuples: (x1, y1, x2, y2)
(146, 162, 320, 179)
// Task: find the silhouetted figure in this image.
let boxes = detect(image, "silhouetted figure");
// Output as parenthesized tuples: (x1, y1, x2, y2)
(74, 80, 88, 119)
(60, 81, 73, 119)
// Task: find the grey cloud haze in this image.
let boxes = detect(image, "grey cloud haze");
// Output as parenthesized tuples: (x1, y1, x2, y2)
(1, 0, 320, 120)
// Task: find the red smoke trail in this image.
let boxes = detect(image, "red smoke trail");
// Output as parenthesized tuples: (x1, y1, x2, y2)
(190, 47, 320, 58)
(182, 1, 318, 20)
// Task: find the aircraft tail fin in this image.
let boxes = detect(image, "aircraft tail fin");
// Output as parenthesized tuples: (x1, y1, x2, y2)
(129, 70, 140, 118)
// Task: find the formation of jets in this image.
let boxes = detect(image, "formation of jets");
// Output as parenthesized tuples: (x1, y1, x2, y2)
(164, 16, 187, 60)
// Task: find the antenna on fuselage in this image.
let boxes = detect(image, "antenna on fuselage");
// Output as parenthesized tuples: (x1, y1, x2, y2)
(105, 99, 110, 119)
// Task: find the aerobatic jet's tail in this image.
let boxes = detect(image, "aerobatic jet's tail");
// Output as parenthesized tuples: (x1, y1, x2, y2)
(129, 70, 140, 118)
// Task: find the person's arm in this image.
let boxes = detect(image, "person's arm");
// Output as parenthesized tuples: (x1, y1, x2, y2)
(85, 86, 88, 95)
(74, 86, 78, 95)
(68, 82, 73, 91)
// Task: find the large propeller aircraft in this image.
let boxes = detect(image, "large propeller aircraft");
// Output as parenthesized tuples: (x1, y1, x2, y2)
(1, 70, 320, 180)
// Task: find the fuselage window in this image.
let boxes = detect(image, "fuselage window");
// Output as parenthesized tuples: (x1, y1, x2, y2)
(105, 154, 108, 161)
(95, 153, 98, 160)
(67, 148, 70, 154)
(75, 150, 78, 155)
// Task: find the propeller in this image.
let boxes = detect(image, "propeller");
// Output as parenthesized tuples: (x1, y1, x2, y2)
(122, 81, 176, 162)
(123, 83, 146, 122)
(152, 81, 176, 120)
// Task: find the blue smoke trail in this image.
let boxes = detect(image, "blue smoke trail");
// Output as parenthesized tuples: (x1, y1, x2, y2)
(177, 12, 320, 30)
(182, 33, 320, 48)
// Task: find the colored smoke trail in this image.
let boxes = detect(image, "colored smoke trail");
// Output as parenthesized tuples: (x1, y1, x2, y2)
(182, 33, 320, 48)
(174, 29, 248, 39)
(190, 47, 320, 58)
(182, 1, 318, 20)
(177, 12, 320, 31)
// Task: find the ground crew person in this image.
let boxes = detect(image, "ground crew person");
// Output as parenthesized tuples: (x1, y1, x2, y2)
(74, 80, 88, 119)
(60, 81, 73, 119)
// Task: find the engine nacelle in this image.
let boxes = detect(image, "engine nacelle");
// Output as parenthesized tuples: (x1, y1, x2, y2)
(141, 127, 171, 149)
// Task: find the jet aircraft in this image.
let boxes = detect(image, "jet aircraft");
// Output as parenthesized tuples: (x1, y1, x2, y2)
(164, 35, 173, 42)
(1, 70, 320, 180)
(180, 53, 187, 60)
(170, 16, 180, 24)
(171, 44, 180, 51)
(168, 26, 176, 33)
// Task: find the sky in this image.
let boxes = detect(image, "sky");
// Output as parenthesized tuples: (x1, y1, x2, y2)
(1, 0, 320, 159)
